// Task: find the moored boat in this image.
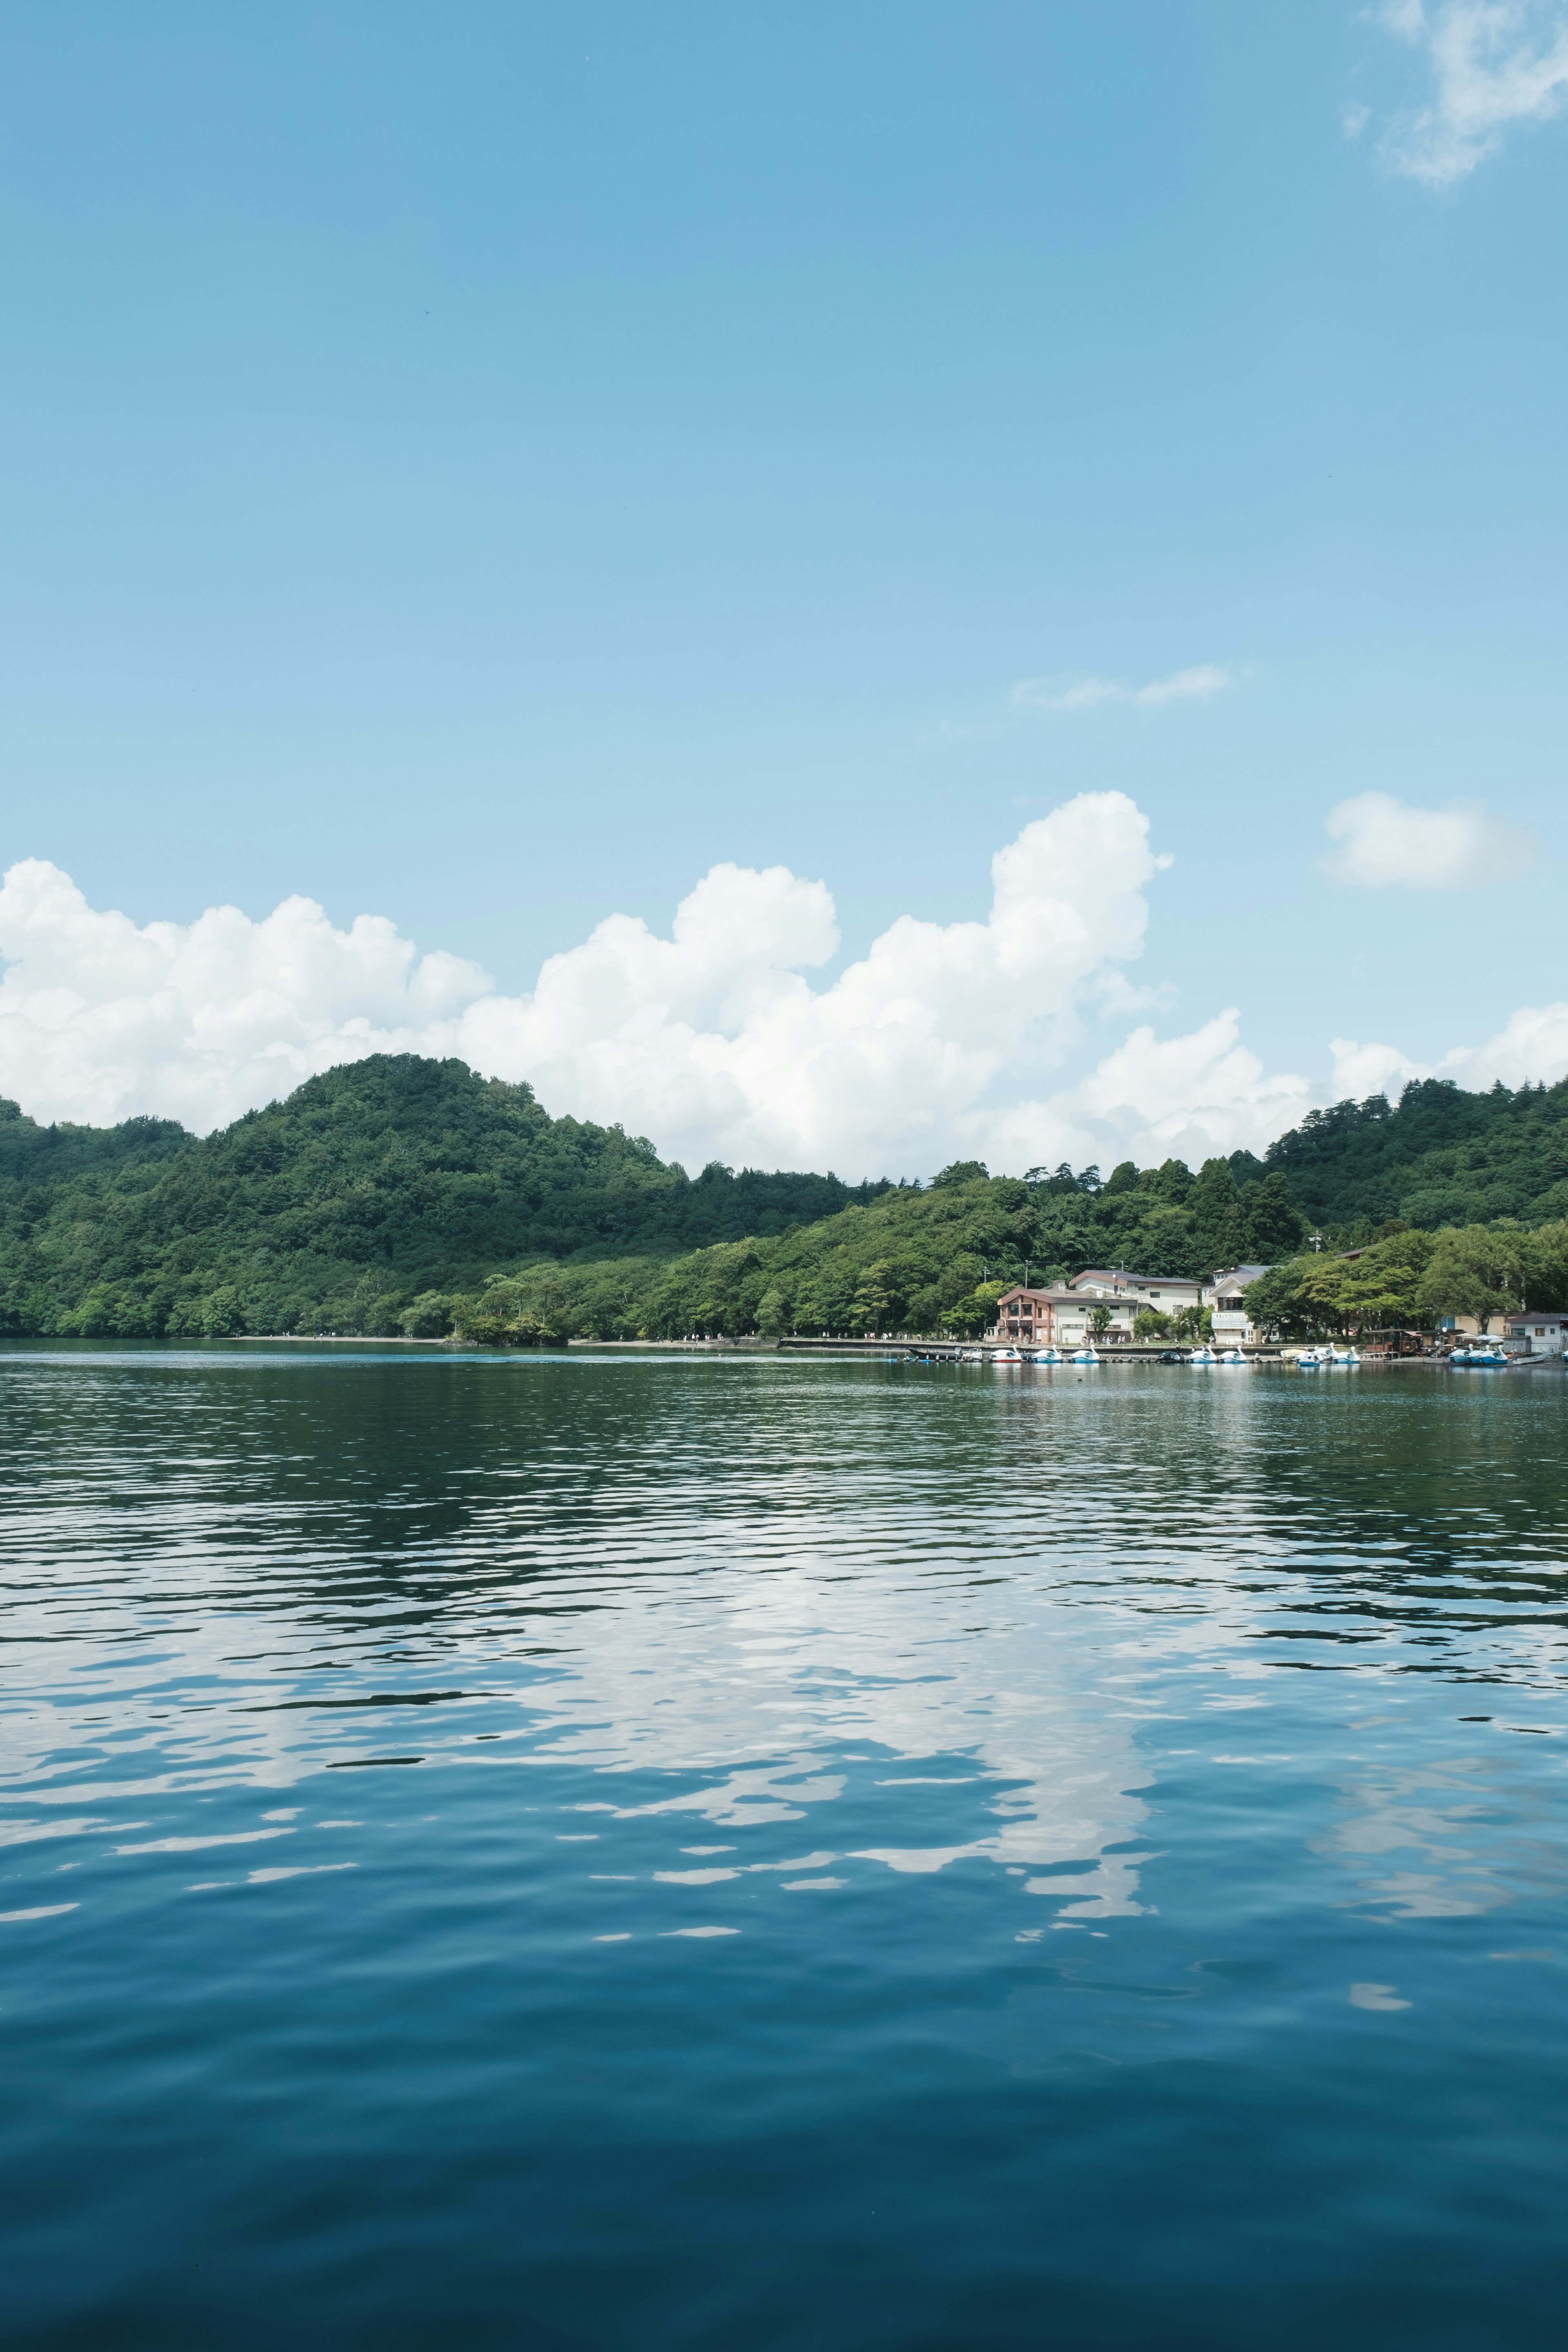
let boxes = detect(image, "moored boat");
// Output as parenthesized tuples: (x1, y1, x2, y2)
(1068, 1345, 1100, 1365)
(1029, 1346, 1062, 1365)
(991, 1345, 1024, 1364)
(1186, 1345, 1217, 1366)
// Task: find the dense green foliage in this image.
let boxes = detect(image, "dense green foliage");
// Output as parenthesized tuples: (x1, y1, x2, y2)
(0, 1056, 891, 1337)
(1243, 1221, 1568, 1341)
(441, 1153, 1310, 1343)
(1247, 1077, 1568, 1232)
(2, 1054, 1567, 1342)
(0, 1102, 189, 1186)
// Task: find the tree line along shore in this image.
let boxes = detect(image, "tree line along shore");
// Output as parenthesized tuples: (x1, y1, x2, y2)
(1, 1053, 1566, 1345)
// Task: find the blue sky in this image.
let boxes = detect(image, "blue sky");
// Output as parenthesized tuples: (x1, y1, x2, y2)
(1, 3, 1566, 1169)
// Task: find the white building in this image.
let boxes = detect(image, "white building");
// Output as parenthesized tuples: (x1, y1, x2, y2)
(989, 1270, 1200, 1347)
(1066, 1269, 1203, 1311)
(1202, 1265, 1274, 1345)
(1502, 1310, 1568, 1356)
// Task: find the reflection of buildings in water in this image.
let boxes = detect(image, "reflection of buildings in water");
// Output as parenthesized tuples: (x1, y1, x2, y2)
(519, 1561, 1155, 1920)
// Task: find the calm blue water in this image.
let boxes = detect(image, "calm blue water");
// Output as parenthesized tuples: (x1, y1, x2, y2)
(2, 1345, 1567, 2350)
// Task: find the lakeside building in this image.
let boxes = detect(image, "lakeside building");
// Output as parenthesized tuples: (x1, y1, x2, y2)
(989, 1269, 1202, 1347)
(1503, 1310, 1568, 1356)
(1202, 1265, 1274, 1346)
(987, 1265, 1285, 1347)
(988, 1286, 1125, 1346)
(1066, 1270, 1203, 1311)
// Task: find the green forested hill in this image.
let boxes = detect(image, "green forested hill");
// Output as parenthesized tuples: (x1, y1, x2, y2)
(448, 1153, 1310, 1344)
(1, 1056, 1566, 1340)
(0, 1055, 890, 1336)
(1247, 1076, 1568, 1231)
(0, 1100, 190, 1185)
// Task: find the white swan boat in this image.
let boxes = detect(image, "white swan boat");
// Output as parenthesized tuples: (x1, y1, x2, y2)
(1186, 1345, 1217, 1366)
(1217, 1348, 1248, 1365)
(991, 1345, 1024, 1364)
(1068, 1345, 1100, 1365)
(1029, 1346, 1062, 1365)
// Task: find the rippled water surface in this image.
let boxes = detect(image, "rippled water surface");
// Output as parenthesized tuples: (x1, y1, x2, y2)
(4, 1344, 1568, 2350)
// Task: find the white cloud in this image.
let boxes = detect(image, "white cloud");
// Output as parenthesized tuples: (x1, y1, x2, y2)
(1376, 2, 1568, 185)
(1329, 1036, 1432, 1100)
(0, 796, 1173, 1172)
(1048, 1012, 1314, 1166)
(1012, 663, 1232, 713)
(1334, 1000, 1568, 1098)
(1446, 999, 1568, 1085)
(4, 797, 1564, 1182)
(1321, 790, 1535, 889)
(459, 791, 1163, 1175)
(0, 860, 490, 1132)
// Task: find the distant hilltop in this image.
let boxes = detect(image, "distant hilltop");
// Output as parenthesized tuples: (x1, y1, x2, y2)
(1, 1054, 1566, 1342)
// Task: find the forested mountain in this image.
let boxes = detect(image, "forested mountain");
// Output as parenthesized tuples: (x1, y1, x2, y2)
(1245, 1076, 1568, 1231)
(0, 1056, 890, 1337)
(0, 1102, 189, 1186)
(0, 1055, 1565, 1340)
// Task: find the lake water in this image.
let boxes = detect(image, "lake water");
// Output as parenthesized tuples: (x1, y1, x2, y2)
(2, 1345, 1567, 2350)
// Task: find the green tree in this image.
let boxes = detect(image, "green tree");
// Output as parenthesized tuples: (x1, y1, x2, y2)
(1241, 1171, 1307, 1260)
(399, 1291, 454, 1338)
(1170, 1304, 1213, 1342)
(850, 1261, 898, 1334)
(1239, 1259, 1310, 1339)
(943, 1281, 1006, 1339)
(1416, 1225, 1526, 1333)
(756, 1287, 790, 1338)
(1189, 1158, 1247, 1273)
(1331, 1229, 1437, 1330)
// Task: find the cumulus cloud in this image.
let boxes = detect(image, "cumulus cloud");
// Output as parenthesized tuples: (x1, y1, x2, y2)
(1033, 1011, 1315, 1168)
(454, 791, 1164, 1175)
(1321, 791, 1535, 889)
(1012, 664, 1232, 713)
(1334, 1001, 1568, 1098)
(5, 796, 1563, 1180)
(1328, 1036, 1433, 1100)
(1376, 1, 1568, 185)
(0, 795, 1175, 1171)
(0, 859, 490, 1132)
